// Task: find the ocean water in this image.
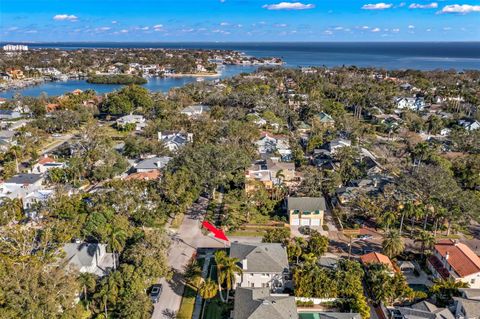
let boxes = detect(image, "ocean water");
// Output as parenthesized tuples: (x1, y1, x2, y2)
(1, 42, 479, 98)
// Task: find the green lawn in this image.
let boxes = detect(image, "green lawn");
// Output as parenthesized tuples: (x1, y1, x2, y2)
(203, 300, 224, 319)
(177, 284, 197, 319)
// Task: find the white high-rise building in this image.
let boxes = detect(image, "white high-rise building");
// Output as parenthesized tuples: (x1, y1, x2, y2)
(3, 44, 29, 51)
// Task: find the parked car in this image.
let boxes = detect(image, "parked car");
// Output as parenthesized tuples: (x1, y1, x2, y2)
(358, 234, 373, 240)
(150, 284, 163, 303)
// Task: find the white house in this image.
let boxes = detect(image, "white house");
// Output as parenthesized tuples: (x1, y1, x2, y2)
(116, 114, 146, 131)
(181, 104, 211, 118)
(230, 242, 290, 293)
(459, 119, 480, 131)
(395, 97, 425, 111)
(158, 131, 193, 152)
(0, 174, 44, 200)
(329, 138, 352, 154)
(427, 240, 480, 288)
(255, 133, 291, 160)
(63, 243, 115, 277)
(31, 155, 65, 174)
(134, 156, 172, 172)
(0, 110, 21, 120)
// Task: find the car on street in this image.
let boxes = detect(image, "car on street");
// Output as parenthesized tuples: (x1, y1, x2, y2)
(358, 234, 373, 240)
(149, 284, 163, 303)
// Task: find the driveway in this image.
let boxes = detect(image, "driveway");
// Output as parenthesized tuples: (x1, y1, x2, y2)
(151, 197, 227, 319)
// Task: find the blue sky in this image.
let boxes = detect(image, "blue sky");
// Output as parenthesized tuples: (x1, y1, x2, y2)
(1, 0, 480, 42)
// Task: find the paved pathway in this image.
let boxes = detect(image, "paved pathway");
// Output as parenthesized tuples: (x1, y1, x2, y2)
(151, 197, 226, 319)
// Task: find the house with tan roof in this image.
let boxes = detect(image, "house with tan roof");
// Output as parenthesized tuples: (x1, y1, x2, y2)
(427, 240, 480, 288)
(360, 252, 396, 274)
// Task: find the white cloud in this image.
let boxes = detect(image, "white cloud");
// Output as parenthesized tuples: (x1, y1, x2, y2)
(323, 30, 333, 35)
(408, 24, 415, 29)
(443, 26, 452, 30)
(111, 21, 118, 24)
(95, 27, 111, 31)
(426, 28, 432, 31)
(361, 3, 393, 10)
(274, 23, 289, 27)
(333, 26, 344, 30)
(220, 22, 230, 26)
(371, 27, 381, 32)
(392, 28, 400, 32)
(25, 30, 38, 34)
(53, 14, 78, 21)
(440, 4, 480, 14)
(141, 26, 149, 30)
(7, 27, 19, 31)
(120, 29, 128, 33)
(409, 2, 438, 9)
(153, 24, 163, 29)
(262, 2, 315, 10)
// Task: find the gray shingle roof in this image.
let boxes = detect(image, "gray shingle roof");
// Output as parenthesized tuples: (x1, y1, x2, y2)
(5, 174, 43, 185)
(63, 243, 102, 267)
(395, 301, 454, 319)
(233, 287, 298, 319)
(135, 156, 172, 171)
(230, 242, 289, 273)
(453, 297, 480, 318)
(287, 197, 326, 212)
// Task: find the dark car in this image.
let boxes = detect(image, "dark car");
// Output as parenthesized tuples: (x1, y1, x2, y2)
(150, 284, 163, 303)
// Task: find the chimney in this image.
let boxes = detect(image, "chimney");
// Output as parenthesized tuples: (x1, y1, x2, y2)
(157, 132, 162, 141)
(242, 259, 248, 270)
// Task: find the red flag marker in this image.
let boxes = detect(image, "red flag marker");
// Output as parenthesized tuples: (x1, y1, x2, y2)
(202, 221, 229, 241)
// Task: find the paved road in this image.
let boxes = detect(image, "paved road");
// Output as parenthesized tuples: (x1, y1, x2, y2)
(152, 197, 226, 319)
(40, 134, 74, 155)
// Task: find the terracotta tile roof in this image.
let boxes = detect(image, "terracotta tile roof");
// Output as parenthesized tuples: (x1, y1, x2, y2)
(38, 156, 55, 165)
(125, 170, 161, 181)
(434, 240, 480, 278)
(360, 252, 395, 271)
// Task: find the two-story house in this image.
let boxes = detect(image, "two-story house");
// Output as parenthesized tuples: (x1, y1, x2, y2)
(181, 104, 211, 118)
(427, 240, 480, 288)
(116, 114, 146, 131)
(230, 242, 290, 293)
(0, 174, 44, 200)
(158, 131, 193, 152)
(245, 158, 296, 194)
(287, 196, 326, 227)
(255, 132, 291, 161)
(31, 155, 65, 174)
(453, 288, 480, 319)
(233, 287, 298, 319)
(62, 242, 115, 277)
(391, 301, 454, 319)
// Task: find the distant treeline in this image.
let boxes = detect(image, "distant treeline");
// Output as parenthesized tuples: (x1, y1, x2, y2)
(87, 74, 147, 85)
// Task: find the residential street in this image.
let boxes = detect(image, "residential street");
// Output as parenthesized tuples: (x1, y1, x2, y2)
(151, 197, 226, 319)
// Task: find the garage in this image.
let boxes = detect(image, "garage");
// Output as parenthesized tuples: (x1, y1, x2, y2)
(310, 219, 321, 226)
(301, 218, 311, 226)
(291, 218, 300, 226)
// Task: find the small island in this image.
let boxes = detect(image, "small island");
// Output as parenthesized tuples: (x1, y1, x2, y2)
(86, 74, 147, 85)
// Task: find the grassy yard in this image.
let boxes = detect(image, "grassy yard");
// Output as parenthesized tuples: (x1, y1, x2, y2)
(177, 284, 197, 319)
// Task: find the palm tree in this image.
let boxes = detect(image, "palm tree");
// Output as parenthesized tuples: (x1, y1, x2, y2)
(214, 250, 242, 303)
(107, 226, 127, 270)
(382, 230, 405, 258)
(78, 273, 96, 309)
(184, 259, 202, 287)
(414, 230, 435, 258)
(381, 210, 397, 231)
(430, 278, 468, 306)
(199, 279, 218, 300)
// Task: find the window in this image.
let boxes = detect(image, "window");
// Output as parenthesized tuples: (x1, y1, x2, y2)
(251, 283, 255, 288)
(471, 279, 476, 284)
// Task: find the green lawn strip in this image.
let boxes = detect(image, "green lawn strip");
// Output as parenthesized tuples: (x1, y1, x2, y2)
(226, 230, 266, 237)
(177, 283, 197, 319)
